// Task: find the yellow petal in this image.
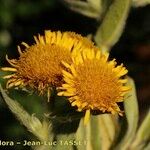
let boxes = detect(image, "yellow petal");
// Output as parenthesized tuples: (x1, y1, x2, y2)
(3, 74, 15, 79)
(39, 36, 45, 44)
(7, 82, 15, 88)
(77, 53, 83, 64)
(81, 102, 88, 108)
(62, 83, 72, 88)
(89, 49, 95, 59)
(82, 50, 87, 60)
(21, 42, 29, 48)
(57, 92, 64, 96)
(119, 79, 128, 83)
(117, 68, 128, 77)
(61, 61, 71, 69)
(121, 86, 131, 91)
(62, 70, 73, 79)
(1, 67, 17, 72)
(14, 80, 22, 86)
(70, 65, 77, 77)
(51, 32, 56, 43)
(47, 87, 51, 102)
(63, 92, 75, 96)
(6, 55, 17, 67)
(17, 46, 23, 55)
(56, 31, 62, 44)
(96, 50, 101, 59)
(84, 109, 90, 125)
(87, 50, 94, 60)
(67, 87, 76, 93)
(71, 101, 77, 106)
(77, 108, 82, 112)
(45, 30, 51, 44)
(102, 52, 109, 62)
(34, 36, 39, 44)
(64, 77, 75, 85)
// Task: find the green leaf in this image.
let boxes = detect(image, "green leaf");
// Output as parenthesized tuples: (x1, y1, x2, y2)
(94, 0, 131, 51)
(132, 0, 150, 7)
(90, 116, 102, 150)
(63, 0, 100, 18)
(54, 133, 75, 150)
(0, 85, 52, 142)
(76, 114, 118, 150)
(116, 77, 139, 150)
(131, 110, 150, 150)
(87, 0, 102, 12)
(98, 114, 118, 150)
(76, 117, 94, 150)
(143, 142, 150, 150)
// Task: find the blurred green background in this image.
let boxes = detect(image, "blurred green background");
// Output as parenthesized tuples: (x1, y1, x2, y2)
(0, 0, 150, 149)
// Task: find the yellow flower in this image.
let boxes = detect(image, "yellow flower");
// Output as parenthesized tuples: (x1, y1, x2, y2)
(1, 31, 94, 99)
(58, 48, 131, 124)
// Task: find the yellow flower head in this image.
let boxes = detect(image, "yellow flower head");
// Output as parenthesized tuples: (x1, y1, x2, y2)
(58, 48, 131, 124)
(1, 31, 94, 98)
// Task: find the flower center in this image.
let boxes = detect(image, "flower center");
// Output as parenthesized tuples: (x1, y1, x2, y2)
(16, 44, 72, 86)
(74, 59, 122, 109)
